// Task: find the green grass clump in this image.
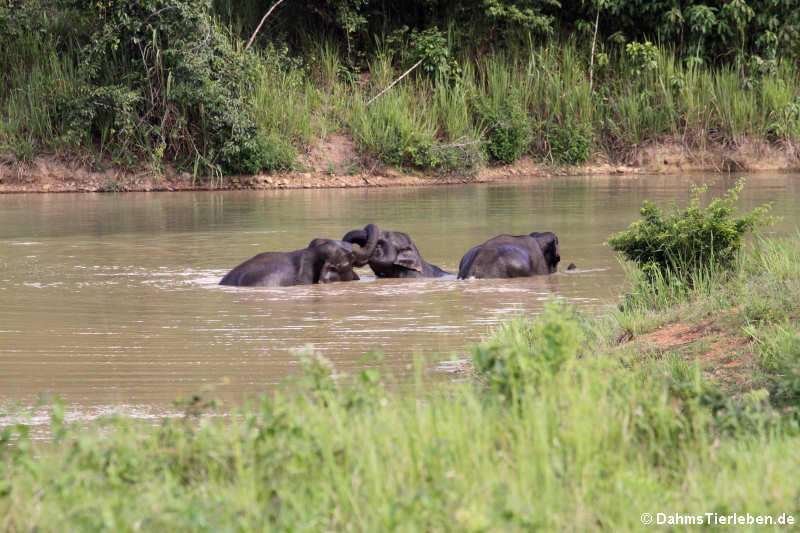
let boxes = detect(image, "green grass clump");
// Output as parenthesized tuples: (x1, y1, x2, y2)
(753, 322, 800, 407)
(473, 56, 531, 164)
(543, 123, 594, 164)
(350, 89, 438, 168)
(473, 302, 588, 398)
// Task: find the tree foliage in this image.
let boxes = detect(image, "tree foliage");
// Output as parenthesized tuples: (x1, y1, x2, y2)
(216, 0, 800, 67)
(3, 0, 293, 175)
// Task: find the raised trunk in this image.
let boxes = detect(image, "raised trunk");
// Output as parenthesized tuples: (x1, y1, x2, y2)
(350, 224, 379, 266)
(342, 229, 368, 246)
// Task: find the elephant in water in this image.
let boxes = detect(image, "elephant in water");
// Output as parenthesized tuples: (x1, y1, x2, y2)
(220, 224, 379, 286)
(457, 231, 562, 279)
(342, 227, 451, 278)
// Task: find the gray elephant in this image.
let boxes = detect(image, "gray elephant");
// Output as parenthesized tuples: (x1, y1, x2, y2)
(342, 228, 451, 278)
(220, 224, 379, 286)
(457, 231, 561, 279)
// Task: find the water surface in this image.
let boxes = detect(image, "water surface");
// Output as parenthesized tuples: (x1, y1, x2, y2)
(1, 173, 798, 422)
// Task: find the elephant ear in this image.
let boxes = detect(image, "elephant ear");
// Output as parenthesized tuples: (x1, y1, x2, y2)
(317, 242, 356, 283)
(317, 257, 340, 283)
(394, 248, 422, 271)
(390, 234, 422, 272)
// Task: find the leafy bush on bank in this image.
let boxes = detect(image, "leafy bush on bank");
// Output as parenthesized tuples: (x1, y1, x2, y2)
(1, 0, 289, 175)
(607, 179, 773, 279)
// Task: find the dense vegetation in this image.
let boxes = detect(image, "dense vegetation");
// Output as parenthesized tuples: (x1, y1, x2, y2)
(3, 186, 800, 530)
(2, 0, 800, 179)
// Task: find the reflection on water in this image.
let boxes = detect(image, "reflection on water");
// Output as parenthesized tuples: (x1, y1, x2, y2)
(1, 173, 799, 423)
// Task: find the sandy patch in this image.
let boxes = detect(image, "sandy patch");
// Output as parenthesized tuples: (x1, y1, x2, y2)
(617, 137, 799, 174)
(632, 319, 756, 387)
(297, 134, 360, 175)
(1, 135, 798, 194)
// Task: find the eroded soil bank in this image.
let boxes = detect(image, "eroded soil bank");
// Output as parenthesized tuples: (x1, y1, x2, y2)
(1, 136, 798, 193)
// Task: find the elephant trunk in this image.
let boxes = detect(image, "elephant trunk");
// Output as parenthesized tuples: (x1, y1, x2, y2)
(342, 229, 367, 246)
(349, 224, 379, 266)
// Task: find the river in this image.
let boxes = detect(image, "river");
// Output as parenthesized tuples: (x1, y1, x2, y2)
(1, 173, 798, 424)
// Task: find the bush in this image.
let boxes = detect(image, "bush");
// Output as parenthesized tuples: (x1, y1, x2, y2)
(475, 98, 530, 164)
(606, 179, 772, 279)
(10, 0, 280, 176)
(219, 131, 296, 175)
(472, 301, 586, 398)
(543, 122, 593, 165)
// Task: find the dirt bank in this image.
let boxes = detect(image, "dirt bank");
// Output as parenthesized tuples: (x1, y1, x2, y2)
(1, 136, 797, 193)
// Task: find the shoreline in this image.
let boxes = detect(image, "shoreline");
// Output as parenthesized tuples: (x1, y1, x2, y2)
(2, 138, 798, 194)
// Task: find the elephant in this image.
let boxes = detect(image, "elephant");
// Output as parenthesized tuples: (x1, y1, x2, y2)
(219, 224, 379, 287)
(342, 227, 451, 278)
(457, 231, 561, 279)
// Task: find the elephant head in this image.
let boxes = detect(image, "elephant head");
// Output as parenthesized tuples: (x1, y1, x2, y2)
(530, 231, 561, 273)
(309, 223, 380, 283)
(342, 228, 451, 278)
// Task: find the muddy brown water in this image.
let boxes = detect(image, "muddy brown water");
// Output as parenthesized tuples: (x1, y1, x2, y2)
(2, 173, 799, 425)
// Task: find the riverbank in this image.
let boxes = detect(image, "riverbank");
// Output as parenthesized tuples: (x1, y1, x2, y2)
(3, 232, 799, 530)
(5, 2, 800, 197)
(2, 136, 798, 193)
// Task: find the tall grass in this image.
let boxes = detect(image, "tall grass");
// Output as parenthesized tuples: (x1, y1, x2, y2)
(0, 35, 84, 161)
(432, 63, 480, 143)
(3, 28, 800, 175)
(249, 58, 323, 146)
(348, 60, 439, 168)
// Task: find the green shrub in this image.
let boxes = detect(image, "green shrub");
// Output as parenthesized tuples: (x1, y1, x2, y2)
(543, 122, 593, 164)
(606, 179, 772, 279)
(410, 26, 459, 80)
(475, 98, 530, 164)
(219, 132, 296, 174)
(625, 41, 659, 76)
(472, 301, 586, 398)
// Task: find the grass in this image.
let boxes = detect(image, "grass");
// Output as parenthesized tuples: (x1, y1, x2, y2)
(3, 234, 800, 531)
(0, 34, 82, 160)
(4, 25, 800, 178)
